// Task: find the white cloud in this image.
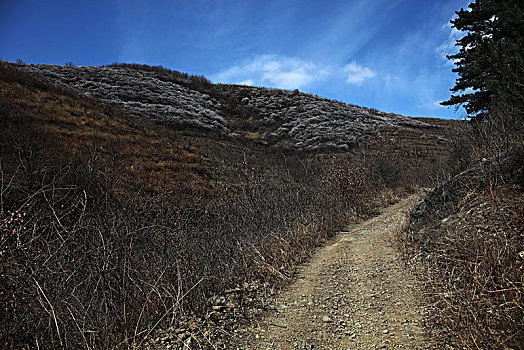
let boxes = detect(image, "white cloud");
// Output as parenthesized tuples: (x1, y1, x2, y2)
(426, 100, 446, 110)
(239, 79, 254, 86)
(382, 73, 400, 84)
(343, 62, 376, 85)
(436, 15, 467, 64)
(213, 55, 381, 90)
(212, 54, 330, 90)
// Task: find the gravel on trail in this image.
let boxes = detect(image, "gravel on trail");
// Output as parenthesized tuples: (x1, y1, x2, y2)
(228, 194, 437, 350)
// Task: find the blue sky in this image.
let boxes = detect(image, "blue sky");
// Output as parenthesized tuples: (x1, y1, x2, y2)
(0, 0, 472, 119)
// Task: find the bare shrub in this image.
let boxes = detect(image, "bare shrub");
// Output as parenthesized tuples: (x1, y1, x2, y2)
(105, 62, 212, 89)
(416, 187, 523, 348)
(470, 105, 524, 181)
(3, 119, 424, 348)
(403, 146, 524, 349)
(0, 113, 350, 348)
(0, 61, 76, 98)
(1, 59, 452, 349)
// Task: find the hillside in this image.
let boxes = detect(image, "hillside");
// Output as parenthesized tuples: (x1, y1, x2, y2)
(0, 61, 462, 349)
(404, 146, 524, 348)
(3, 61, 458, 199)
(17, 63, 445, 152)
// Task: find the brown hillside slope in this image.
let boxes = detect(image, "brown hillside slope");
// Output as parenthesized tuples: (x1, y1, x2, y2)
(404, 147, 524, 349)
(0, 61, 463, 349)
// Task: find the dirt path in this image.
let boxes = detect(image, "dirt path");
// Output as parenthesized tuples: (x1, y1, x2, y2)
(231, 194, 434, 350)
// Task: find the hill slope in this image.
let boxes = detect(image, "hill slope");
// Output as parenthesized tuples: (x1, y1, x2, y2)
(17, 63, 443, 151)
(0, 61, 462, 349)
(404, 147, 524, 348)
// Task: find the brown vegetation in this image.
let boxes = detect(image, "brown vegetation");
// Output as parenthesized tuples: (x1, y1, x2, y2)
(403, 120, 524, 348)
(105, 62, 213, 90)
(0, 61, 455, 349)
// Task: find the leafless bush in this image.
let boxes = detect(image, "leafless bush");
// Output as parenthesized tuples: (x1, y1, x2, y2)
(1, 62, 446, 348)
(470, 104, 524, 182)
(0, 117, 350, 348)
(444, 126, 476, 177)
(105, 62, 212, 89)
(0, 143, 175, 348)
(0, 61, 76, 98)
(353, 142, 441, 193)
(417, 188, 523, 348)
(403, 146, 524, 349)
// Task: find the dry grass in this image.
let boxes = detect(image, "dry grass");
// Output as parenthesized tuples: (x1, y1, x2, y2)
(0, 79, 213, 197)
(1, 61, 454, 349)
(421, 186, 523, 349)
(403, 143, 524, 349)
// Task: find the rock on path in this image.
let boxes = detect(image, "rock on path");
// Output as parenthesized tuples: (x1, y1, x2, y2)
(229, 194, 436, 349)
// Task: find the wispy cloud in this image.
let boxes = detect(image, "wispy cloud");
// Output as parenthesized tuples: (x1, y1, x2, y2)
(343, 62, 376, 85)
(238, 79, 254, 86)
(213, 55, 380, 90)
(436, 14, 467, 65)
(212, 54, 330, 89)
(425, 100, 446, 110)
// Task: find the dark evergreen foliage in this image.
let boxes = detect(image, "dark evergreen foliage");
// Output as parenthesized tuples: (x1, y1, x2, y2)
(442, 0, 524, 118)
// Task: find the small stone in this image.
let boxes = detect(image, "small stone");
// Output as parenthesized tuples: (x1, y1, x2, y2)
(322, 316, 332, 323)
(382, 329, 389, 334)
